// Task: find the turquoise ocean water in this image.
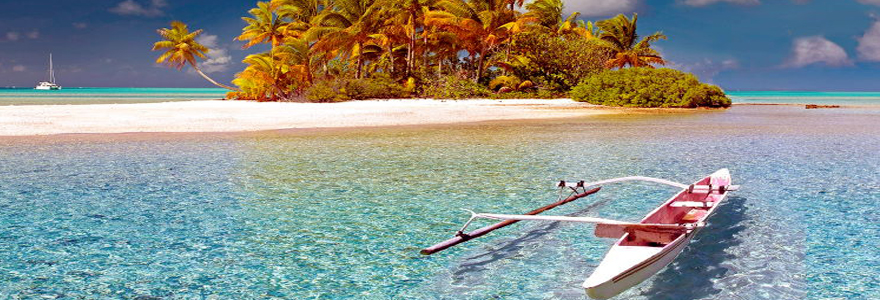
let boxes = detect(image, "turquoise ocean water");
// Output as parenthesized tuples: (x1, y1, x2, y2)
(1, 93, 879, 299)
(2, 88, 880, 106)
(0, 88, 226, 106)
(728, 91, 880, 105)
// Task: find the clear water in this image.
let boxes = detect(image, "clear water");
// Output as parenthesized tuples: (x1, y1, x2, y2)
(0, 88, 226, 106)
(1, 105, 879, 299)
(728, 91, 880, 106)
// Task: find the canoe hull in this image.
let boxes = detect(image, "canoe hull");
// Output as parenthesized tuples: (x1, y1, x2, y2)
(584, 234, 692, 299)
(583, 169, 731, 299)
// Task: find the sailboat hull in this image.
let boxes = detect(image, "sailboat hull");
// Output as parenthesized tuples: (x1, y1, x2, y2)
(35, 54, 60, 90)
(34, 82, 61, 90)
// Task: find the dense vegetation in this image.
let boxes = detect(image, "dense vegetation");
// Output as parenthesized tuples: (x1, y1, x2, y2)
(571, 68, 731, 108)
(151, 0, 728, 108)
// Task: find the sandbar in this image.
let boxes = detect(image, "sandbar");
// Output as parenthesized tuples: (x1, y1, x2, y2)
(0, 99, 614, 136)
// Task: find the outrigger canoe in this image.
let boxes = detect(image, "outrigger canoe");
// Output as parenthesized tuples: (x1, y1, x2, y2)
(420, 169, 738, 299)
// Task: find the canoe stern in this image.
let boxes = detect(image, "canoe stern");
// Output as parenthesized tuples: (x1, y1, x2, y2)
(584, 234, 692, 299)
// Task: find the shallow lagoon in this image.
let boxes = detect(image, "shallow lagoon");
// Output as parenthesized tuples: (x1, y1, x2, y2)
(1, 105, 878, 299)
(0, 88, 226, 106)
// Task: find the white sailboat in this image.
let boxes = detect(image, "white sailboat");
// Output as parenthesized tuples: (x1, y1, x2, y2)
(35, 54, 61, 90)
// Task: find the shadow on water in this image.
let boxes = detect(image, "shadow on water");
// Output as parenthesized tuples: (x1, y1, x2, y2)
(450, 197, 613, 283)
(641, 196, 748, 300)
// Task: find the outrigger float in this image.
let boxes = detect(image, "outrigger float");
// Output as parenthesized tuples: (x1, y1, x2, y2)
(421, 169, 739, 299)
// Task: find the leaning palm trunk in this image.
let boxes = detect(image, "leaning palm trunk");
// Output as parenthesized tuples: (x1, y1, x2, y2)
(305, 51, 314, 84)
(476, 49, 487, 81)
(356, 42, 364, 79)
(388, 45, 396, 74)
(423, 35, 429, 70)
(194, 66, 238, 91)
(408, 31, 416, 76)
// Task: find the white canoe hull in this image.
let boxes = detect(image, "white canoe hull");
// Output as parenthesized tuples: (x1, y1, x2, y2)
(584, 233, 692, 299)
(583, 169, 731, 299)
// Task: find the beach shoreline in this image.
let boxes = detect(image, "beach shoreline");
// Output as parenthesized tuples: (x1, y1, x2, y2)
(5, 98, 856, 138)
(0, 99, 622, 137)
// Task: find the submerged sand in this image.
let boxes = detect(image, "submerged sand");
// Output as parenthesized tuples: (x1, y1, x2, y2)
(0, 99, 613, 136)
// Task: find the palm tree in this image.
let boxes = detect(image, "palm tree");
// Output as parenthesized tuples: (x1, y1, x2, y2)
(523, 0, 562, 29)
(596, 13, 666, 69)
(558, 13, 598, 39)
(152, 21, 237, 90)
(229, 62, 275, 101)
(380, 0, 437, 76)
(306, 0, 388, 79)
(523, 0, 596, 38)
(425, 30, 459, 75)
(271, 0, 330, 84)
(234, 44, 312, 101)
(426, 0, 520, 80)
(272, 0, 328, 37)
(237, 1, 287, 48)
(367, 32, 399, 74)
(502, 0, 524, 11)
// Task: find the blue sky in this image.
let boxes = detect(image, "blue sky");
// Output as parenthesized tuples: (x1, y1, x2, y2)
(1, 0, 879, 91)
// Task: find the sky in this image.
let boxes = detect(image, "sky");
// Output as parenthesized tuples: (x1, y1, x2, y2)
(1, 0, 880, 91)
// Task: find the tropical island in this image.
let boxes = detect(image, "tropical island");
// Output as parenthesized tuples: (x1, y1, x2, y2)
(152, 0, 731, 108)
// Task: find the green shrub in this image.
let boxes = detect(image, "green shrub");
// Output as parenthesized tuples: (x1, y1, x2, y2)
(488, 89, 556, 99)
(421, 74, 491, 99)
(489, 75, 522, 91)
(305, 80, 346, 103)
(570, 68, 732, 108)
(305, 74, 408, 102)
(344, 74, 407, 100)
(500, 31, 611, 92)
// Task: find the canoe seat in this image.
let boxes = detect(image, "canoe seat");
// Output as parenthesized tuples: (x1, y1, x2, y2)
(670, 201, 713, 208)
(681, 209, 708, 223)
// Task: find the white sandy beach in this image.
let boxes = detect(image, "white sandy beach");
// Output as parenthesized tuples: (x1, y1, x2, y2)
(0, 99, 612, 136)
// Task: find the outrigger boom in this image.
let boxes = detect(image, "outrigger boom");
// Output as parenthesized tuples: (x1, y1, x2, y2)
(419, 186, 601, 255)
(558, 176, 739, 193)
(471, 213, 702, 231)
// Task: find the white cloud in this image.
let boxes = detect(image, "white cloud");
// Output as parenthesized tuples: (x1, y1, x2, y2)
(73, 22, 88, 29)
(668, 58, 739, 82)
(4, 30, 38, 41)
(680, 0, 760, 6)
(197, 34, 219, 48)
(194, 34, 232, 73)
(721, 59, 740, 69)
(109, 0, 167, 17)
(782, 36, 852, 68)
(565, 0, 640, 17)
(857, 0, 880, 5)
(857, 20, 880, 61)
(12, 65, 25, 72)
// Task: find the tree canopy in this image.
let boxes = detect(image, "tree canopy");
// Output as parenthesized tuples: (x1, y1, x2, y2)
(151, 2, 726, 108)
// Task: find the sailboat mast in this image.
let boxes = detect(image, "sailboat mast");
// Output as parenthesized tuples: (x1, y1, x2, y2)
(49, 53, 55, 84)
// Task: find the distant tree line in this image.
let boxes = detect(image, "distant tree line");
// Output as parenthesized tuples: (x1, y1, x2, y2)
(152, 0, 730, 108)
